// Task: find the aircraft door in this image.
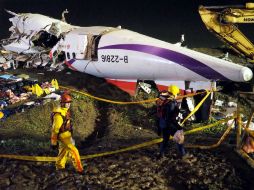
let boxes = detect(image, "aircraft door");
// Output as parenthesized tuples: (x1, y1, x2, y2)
(84, 35, 102, 61)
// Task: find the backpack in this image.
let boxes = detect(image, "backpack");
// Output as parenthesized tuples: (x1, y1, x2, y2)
(156, 97, 169, 119)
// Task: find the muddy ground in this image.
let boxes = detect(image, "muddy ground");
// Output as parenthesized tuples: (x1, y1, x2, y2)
(0, 140, 253, 190)
(0, 68, 254, 190)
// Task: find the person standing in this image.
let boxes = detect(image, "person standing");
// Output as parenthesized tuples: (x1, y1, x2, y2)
(157, 85, 196, 162)
(51, 93, 84, 174)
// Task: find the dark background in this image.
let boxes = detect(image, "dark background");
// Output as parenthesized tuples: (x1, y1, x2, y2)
(0, 0, 253, 47)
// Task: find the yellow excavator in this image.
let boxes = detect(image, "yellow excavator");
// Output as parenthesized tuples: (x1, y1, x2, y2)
(199, 2, 254, 63)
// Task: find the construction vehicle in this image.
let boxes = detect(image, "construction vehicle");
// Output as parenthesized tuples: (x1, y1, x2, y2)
(199, 2, 254, 64)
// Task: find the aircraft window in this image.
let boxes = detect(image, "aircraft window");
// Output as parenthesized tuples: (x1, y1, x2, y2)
(53, 51, 57, 57)
(58, 51, 66, 62)
(72, 52, 76, 59)
(67, 52, 70, 59)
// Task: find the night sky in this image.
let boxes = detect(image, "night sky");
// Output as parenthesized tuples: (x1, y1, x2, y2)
(0, 0, 253, 48)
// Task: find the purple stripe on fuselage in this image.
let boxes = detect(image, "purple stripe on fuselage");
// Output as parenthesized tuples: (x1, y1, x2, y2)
(68, 59, 75, 64)
(99, 44, 229, 80)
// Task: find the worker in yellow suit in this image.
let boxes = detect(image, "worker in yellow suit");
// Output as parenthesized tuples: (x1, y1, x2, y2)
(51, 93, 84, 174)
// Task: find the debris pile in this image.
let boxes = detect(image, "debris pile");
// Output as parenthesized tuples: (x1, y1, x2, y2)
(0, 47, 67, 73)
(0, 73, 60, 121)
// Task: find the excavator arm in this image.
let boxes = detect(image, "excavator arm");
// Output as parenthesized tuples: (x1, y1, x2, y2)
(199, 3, 254, 63)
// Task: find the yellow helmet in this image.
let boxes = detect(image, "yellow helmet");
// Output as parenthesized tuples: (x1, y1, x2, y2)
(168, 85, 180, 96)
(0, 111, 4, 119)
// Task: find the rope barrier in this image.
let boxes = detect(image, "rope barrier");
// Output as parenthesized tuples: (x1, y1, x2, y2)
(60, 85, 213, 128)
(0, 116, 235, 162)
(60, 85, 213, 105)
(0, 82, 227, 162)
(180, 90, 211, 126)
(186, 119, 235, 149)
(60, 85, 214, 129)
(60, 85, 157, 104)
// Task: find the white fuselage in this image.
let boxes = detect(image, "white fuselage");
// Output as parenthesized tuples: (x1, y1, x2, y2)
(55, 27, 252, 82)
(3, 12, 253, 92)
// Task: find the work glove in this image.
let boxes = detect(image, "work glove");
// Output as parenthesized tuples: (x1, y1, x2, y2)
(50, 143, 59, 150)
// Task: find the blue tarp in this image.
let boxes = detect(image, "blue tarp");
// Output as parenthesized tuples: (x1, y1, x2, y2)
(0, 74, 12, 80)
(0, 74, 22, 81)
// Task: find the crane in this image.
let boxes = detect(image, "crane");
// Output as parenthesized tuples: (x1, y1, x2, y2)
(199, 2, 254, 63)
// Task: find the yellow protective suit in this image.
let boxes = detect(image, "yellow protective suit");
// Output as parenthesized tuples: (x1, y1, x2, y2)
(51, 106, 83, 172)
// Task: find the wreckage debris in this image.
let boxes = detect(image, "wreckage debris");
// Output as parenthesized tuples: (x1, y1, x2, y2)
(0, 72, 61, 121)
(0, 45, 67, 72)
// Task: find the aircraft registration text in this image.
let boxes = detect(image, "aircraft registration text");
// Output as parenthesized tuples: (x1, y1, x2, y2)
(101, 55, 128, 63)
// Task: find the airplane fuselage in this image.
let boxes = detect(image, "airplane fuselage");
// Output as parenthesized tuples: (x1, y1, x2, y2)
(53, 27, 252, 82)
(2, 12, 253, 93)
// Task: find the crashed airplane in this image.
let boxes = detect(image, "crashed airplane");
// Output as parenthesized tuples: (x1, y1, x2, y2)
(1, 10, 253, 94)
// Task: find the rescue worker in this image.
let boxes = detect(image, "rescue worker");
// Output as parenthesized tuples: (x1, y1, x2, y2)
(51, 93, 84, 174)
(157, 85, 196, 162)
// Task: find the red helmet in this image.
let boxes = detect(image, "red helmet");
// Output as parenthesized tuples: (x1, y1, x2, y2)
(61, 93, 72, 103)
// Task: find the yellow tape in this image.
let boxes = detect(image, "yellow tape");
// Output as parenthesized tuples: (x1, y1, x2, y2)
(184, 116, 235, 135)
(178, 91, 212, 99)
(236, 149, 254, 169)
(242, 127, 254, 138)
(81, 138, 162, 160)
(180, 90, 211, 126)
(60, 86, 157, 104)
(0, 155, 57, 161)
(0, 116, 235, 162)
(60, 85, 212, 105)
(186, 118, 235, 149)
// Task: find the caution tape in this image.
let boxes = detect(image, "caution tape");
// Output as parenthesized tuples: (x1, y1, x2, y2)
(61, 85, 213, 129)
(60, 85, 157, 104)
(0, 155, 56, 162)
(186, 118, 235, 149)
(0, 116, 235, 162)
(184, 116, 235, 135)
(241, 127, 254, 139)
(236, 149, 254, 169)
(178, 91, 213, 99)
(180, 90, 211, 126)
(60, 85, 214, 105)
